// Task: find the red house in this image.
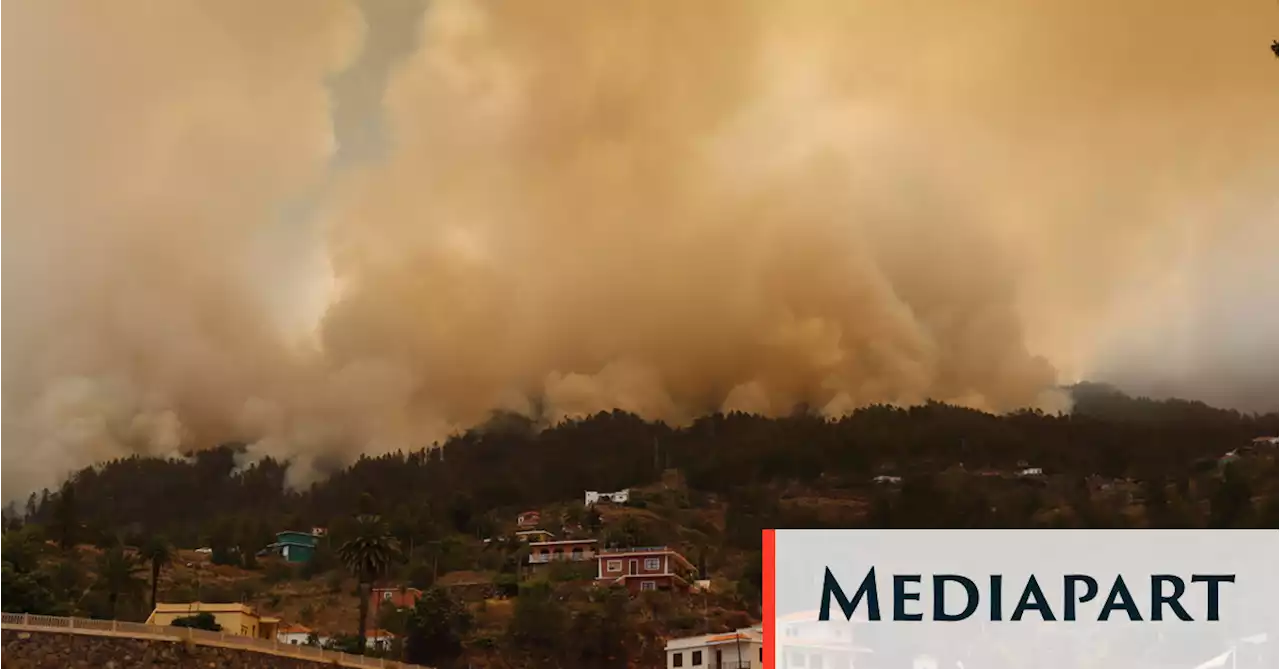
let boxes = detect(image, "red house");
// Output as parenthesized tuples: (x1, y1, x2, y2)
(370, 586, 423, 612)
(595, 546, 698, 594)
(516, 510, 541, 529)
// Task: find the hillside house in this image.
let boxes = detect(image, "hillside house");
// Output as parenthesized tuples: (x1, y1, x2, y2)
(265, 530, 319, 563)
(585, 489, 630, 506)
(666, 627, 763, 669)
(871, 475, 902, 485)
(148, 602, 280, 640)
(516, 510, 541, 528)
(370, 586, 423, 612)
(1018, 467, 1044, 478)
(528, 539, 598, 566)
(516, 529, 555, 542)
(1251, 436, 1279, 447)
(366, 629, 397, 652)
(596, 546, 698, 594)
(776, 611, 872, 669)
(276, 623, 313, 645)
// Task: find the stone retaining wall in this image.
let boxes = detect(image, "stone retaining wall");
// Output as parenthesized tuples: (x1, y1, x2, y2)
(2, 630, 344, 669)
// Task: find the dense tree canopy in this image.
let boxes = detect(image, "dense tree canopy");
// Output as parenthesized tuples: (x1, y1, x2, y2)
(0, 385, 1274, 667)
(11, 384, 1275, 549)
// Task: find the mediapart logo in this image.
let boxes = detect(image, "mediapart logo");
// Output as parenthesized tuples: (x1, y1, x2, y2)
(766, 530, 1278, 668)
(818, 567, 1234, 623)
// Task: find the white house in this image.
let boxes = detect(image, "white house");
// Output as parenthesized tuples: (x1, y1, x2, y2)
(666, 627, 763, 669)
(277, 624, 332, 648)
(585, 489, 630, 506)
(366, 629, 396, 651)
(775, 611, 874, 669)
(1018, 467, 1044, 478)
(276, 623, 312, 645)
(872, 475, 902, 485)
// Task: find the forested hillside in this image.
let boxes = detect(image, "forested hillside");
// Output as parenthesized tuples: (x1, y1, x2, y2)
(3, 385, 1275, 667)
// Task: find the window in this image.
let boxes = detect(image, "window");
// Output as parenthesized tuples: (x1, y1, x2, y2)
(644, 557, 661, 570)
(606, 559, 622, 572)
(810, 653, 824, 669)
(760, 648, 763, 661)
(788, 652, 804, 668)
(691, 650, 703, 665)
(673, 651, 683, 667)
(640, 580, 657, 591)
(382, 591, 393, 601)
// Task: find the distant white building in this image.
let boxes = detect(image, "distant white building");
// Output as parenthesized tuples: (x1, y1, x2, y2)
(1018, 467, 1044, 478)
(277, 624, 330, 647)
(666, 627, 763, 669)
(585, 489, 630, 506)
(276, 624, 312, 645)
(872, 475, 902, 485)
(776, 611, 873, 669)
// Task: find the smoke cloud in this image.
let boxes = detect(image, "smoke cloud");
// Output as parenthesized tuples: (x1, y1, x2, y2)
(3, 0, 1275, 497)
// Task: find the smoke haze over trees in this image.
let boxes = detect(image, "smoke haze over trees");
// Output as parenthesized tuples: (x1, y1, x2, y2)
(3, 0, 1276, 498)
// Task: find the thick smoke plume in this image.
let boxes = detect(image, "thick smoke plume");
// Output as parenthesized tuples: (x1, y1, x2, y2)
(4, 0, 1276, 497)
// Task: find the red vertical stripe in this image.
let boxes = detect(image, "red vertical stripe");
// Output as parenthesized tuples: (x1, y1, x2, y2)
(762, 529, 776, 669)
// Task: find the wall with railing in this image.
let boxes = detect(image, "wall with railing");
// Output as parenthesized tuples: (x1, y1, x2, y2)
(599, 545, 671, 554)
(0, 613, 429, 669)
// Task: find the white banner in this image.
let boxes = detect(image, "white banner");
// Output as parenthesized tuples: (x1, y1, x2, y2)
(766, 530, 1277, 668)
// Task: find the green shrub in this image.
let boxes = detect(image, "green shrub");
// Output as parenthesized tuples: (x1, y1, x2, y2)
(170, 612, 222, 631)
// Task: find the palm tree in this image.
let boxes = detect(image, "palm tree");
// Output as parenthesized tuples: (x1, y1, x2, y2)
(141, 536, 173, 612)
(96, 544, 145, 619)
(337, 513, 401, 654)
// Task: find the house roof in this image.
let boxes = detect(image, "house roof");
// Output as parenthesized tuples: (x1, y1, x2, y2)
(372, 585, 422, 594)
(666, 630, 761, 651)
(368, 629, 397, 639)
(151, 602, 256, 616)
(276, 530, 318, 540)
(278, 623, 312, 635)
(529, 539, 597, 547)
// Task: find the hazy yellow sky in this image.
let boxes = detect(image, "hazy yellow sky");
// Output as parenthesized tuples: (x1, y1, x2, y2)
(3, 0, 1276, 495)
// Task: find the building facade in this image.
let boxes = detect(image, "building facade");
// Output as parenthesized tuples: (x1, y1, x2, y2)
(596, 546, 698, 593)
(515, 529, 555, 542)
(585, 489, 631, 506)
(276, 623, 314, 645)
(267, 530, 319, 563)
(370, 586, 424, 613)
(147, 602, 279, 640)
(528, 538, 598, 566)
(666, 628, 763, 669)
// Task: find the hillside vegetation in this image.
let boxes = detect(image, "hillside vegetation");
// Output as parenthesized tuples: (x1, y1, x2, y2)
(3, 385, 1276, 667)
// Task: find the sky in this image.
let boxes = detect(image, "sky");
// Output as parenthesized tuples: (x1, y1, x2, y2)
(2, 0, 1276, 497)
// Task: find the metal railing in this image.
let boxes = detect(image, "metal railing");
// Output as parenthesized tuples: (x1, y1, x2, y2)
(0, 613, 429, 669)
(599, 546, 670, 554)
(527, 551, 595, 564)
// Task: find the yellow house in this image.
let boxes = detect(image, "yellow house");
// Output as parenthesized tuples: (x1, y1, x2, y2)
(146, 602, 280, 640)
